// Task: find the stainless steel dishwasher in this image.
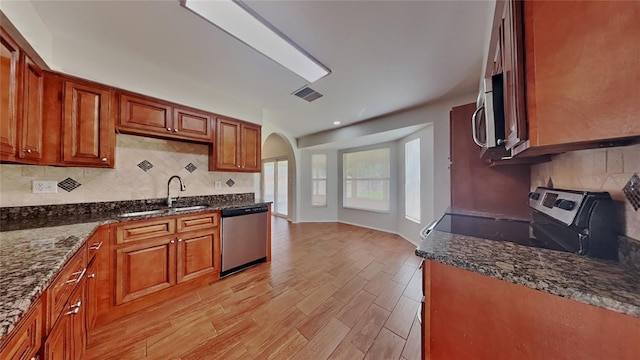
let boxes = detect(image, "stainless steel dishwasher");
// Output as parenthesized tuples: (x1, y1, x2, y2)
(220, 204, 269, 277)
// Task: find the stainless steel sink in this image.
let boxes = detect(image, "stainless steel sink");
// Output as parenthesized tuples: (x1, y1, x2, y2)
(118, 209, 166, 218)
(170, 205, 208, 212)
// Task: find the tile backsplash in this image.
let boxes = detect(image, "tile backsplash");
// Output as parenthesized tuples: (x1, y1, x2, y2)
(531, 143, 640, 240)
(0, 134, 257, 207)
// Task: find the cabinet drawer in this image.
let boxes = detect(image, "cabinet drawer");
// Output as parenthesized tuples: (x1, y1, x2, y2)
(116, 218, 176, 244)
(47, 247, 87, 333)
(177, 212, 218, 232)
(0, 300, 43, 360)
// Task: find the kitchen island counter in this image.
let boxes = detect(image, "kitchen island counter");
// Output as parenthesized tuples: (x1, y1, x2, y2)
(415, 229, 640, 318)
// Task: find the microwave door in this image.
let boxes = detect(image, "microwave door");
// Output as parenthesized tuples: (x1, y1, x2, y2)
(472, 96, 488, 147)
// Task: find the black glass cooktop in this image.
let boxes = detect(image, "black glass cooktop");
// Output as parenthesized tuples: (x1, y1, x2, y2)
(434, 214, 531, 245)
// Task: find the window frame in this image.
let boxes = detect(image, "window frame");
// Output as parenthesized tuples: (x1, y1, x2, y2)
(404, 138, 421, 223)
(311, 153, 328, 207)
(342, 147, 391, 213)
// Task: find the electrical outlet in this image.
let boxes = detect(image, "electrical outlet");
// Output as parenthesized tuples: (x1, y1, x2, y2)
(214, 181, 222, 189)
(33, 180, 58, 194)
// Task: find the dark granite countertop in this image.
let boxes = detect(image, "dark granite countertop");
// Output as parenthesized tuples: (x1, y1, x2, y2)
(415, 230, 640, 318)
(0, 196, 269, 340)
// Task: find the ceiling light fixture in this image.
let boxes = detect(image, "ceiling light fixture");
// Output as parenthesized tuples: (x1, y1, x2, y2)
(333, 121, 341, 125)
(180, 0, 330, 83)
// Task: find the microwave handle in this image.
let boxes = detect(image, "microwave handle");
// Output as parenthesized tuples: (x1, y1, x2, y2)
(471, 106, 486, 147)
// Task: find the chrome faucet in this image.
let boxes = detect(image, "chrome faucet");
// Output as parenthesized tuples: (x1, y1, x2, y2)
(167, 175, 186, 207)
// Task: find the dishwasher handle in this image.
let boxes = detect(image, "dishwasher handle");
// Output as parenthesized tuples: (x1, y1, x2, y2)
(221, 205, 269, 218)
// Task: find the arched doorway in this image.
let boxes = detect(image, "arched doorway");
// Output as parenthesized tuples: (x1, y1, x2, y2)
(262, 133, 296, 220)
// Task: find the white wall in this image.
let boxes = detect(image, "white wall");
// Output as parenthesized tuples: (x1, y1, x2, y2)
(1, 0, 54, 66)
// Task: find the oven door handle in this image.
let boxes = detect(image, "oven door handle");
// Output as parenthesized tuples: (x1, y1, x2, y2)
(471, 105, 486, 148)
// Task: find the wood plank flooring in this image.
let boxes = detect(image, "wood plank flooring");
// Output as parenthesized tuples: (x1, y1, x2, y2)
(86, 217, 422, 360)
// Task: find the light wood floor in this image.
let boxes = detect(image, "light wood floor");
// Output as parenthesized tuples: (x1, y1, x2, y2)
(87, 217, 423, 360)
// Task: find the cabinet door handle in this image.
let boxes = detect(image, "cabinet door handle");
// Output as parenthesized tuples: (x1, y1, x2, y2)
(89, 241, 103, 250)
(174, 129, 178, 133)
(65, 307, 80, 316)
(88, 273, 96, 278)
(66, 268, 86, 284)
(68, 300, 82, 309)
(177, 238, 183, 242)
(23, 149, 32, 153)
(170, 240, 175, 244)
(101, 157, 108, 162)
(167, 127, 172, 132)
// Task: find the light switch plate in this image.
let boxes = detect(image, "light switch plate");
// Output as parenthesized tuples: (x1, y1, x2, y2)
(33, 180, 58, 194)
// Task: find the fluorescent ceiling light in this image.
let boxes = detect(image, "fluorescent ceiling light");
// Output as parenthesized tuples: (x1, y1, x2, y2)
(333, 121, 341, 125)
(181, 0, 330, 83)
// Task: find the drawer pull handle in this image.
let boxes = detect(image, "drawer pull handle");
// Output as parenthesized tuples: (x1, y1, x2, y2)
(65, 307, 80, 316)
(69, 300, 81, 309)
(88, 273, 96, 278)
(89, 241, 103, 250)
(66, 268, 87, 284)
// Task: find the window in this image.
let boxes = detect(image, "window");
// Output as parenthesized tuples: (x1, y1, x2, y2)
(405, 138, 420, 222)
(343, 148, 390, 212)
(311, 154, 327, 206)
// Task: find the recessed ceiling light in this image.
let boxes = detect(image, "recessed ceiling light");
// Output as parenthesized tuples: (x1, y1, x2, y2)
(333, 121, 341, 125)
(181, 0, 330, 83)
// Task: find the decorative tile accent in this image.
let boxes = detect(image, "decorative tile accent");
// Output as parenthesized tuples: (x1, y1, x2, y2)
(185, 163, 197, 173)
(137, 160, 153, 172)
(623, 173, 640, 211)
(226, 179, 235, 187)
(58, 178, 81, 192)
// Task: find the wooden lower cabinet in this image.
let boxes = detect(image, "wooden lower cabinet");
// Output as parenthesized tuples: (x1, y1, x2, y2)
(421, 260, 640, 359)
(85, 259, 99, 333)
(114, 212, 220, 306)
(115, 238, 176, 304)
(177, 231, 218, 284)
(0, 300, 42, 360)
(44, 278, 86, 360)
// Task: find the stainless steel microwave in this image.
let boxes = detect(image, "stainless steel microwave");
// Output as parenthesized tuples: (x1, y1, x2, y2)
(471, 73, 506, 156)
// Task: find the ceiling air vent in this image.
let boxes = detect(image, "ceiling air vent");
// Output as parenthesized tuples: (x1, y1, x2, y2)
(292, 86, 323, 102)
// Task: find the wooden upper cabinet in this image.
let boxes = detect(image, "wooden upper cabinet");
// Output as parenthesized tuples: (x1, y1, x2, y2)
(1, 28, 44, 164)
(119, 94, 172, 135)
(118, 93, 214, 143)
(0, 28, 21, 159)
(19, 56, 43, 161)
(174, 108, 213, 141)
(524, 0, 640, 148)
(500, 0, 526, 151)
(210, 116, 261, 172)
(241, 122, 261, 172)
(62, 80, 115, 167)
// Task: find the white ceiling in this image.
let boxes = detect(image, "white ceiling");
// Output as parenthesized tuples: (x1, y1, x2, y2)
(27, 0, 490, 139)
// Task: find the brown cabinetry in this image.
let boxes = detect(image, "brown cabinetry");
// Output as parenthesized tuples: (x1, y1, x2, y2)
(118, 93, 213, 143)
(114, 212, 220, 305)
(0, 300, 43, 360)
(209, 117, 261, 172)
(44, 281, 85, 360)
(421, 260, 640, 359)
(1, 27, 43, 164)
(62, 80, 115, 167)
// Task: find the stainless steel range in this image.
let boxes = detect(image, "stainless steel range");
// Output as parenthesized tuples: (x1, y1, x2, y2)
(421, 187, 618, 260)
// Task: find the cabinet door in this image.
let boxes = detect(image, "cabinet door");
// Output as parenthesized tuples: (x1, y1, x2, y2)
(0, 300, 42, 360)
(85, 259, 98, 333)
(18, 56, 43, 161)
(115, 238, 176, 304)
(214, 118, 241, 171)
(173, 108, 213, 142)
(176, 230, 217, 284)
(62, 81, 114, 167)
(525, 0, 640, 147)
(44, 316, 70, 360)
(240, 123, 261, 172)
(119, 94, 173, 136)
(68, 282, 85, 360)
(0, 28, 20, 158)
(501, 0, 527, 150)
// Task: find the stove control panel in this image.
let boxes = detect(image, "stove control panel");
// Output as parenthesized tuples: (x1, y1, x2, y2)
(529, 187, 585, 225)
